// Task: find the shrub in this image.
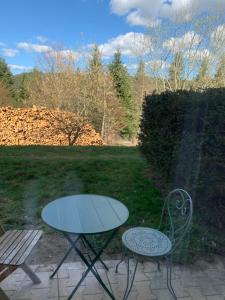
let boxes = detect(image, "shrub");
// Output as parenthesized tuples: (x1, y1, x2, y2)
(139, 88, 225, 230)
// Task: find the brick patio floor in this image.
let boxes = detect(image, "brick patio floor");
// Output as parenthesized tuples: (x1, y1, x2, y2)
(1, 258, 225, 300)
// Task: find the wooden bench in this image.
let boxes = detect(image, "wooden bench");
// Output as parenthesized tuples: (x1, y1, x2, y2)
(0, 224, 42, 299)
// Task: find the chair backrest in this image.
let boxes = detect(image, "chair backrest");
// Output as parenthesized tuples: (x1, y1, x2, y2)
(159, 188, 193, 253)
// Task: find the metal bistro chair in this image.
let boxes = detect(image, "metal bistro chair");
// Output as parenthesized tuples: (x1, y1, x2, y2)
(116, 188, 193, 300)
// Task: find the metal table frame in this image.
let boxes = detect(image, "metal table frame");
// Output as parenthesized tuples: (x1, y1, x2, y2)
(50, 230, 117, 300)
(42, 194, 129, 300)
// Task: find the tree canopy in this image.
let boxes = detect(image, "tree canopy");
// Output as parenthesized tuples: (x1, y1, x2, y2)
(0, 58, 13, 88)
(109, 49, 138, 139)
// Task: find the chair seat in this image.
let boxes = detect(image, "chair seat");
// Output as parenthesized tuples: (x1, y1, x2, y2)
(0, 230, 42, 266)
(122, 227, 172, 257)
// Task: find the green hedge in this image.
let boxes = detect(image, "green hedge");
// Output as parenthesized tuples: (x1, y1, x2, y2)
(139, 88, 225, 230)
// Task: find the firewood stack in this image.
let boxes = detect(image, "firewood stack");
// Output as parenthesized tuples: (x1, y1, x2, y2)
(0, 106, 103, 146)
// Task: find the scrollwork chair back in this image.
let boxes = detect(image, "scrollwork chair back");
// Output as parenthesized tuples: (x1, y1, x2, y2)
(159, 188, 193, 253)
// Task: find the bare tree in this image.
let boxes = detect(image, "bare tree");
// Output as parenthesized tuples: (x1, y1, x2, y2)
(27, 50, 90, 145)
(134, 12, 225, 92)
(27, 47, 124, 144)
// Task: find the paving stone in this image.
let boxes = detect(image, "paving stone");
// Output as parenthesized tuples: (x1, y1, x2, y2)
(116, 291, 138, 300)
(185, 286, 207, 300)
(23, 271, 55, 289)
(148, 273, 168, 290)
(180, 270, 200, 287)
(3, 258, 225, 300)
(168, 279, 190, 298)
(13, 283, 49, 299)
(83, 277, 105, 295)
(206, 296, 225, 300)
(48, 277, 78, 298)
(152, 288, 174, 300)
(135, 281, 157, 299)
(113, 275, 138, 293)
(105, 260, 118, 269)
(65, 268, 86, 287)
(143, 261, 159, 273)
(65, 286, 85, 300)
(34, 264, 56, 273)
(102, 283, 120, 299)
(196, 277, 220, 296)
(62, 262, 83, 270)
(212, 285, 225, 296)
(88, 268, 118, 285)
(13, 269, 23, 275)
(83, 294, 105, 300)
(2, 290, 16, 299)
(206, 270, 225, 285)
(1, 273, 24, 290)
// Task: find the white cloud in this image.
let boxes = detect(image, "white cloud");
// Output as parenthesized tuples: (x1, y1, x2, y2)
(36, 35, 48, 43)
(60, 50, 80, 60)
(17, 42, 80, 60)
(163, 31, 201, 52)
(99, 32, 152, 57)
(126, 10, 160, 27)
(110, 0, 225, 27)
(9, 64, 33, 71)
(17, 42, 52, 53)
(2, 48, 19, 57)
(48, 49, 80, 60)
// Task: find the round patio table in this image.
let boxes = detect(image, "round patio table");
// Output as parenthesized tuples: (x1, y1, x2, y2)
(41, 194, 129, 300)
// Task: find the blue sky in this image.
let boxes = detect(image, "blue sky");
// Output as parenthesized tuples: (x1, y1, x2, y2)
(0, 0, 224, 75)
(1, 0, 145, 73)
(1, 0, 126, 72)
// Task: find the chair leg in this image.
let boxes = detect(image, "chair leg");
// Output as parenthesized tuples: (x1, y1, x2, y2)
(157, 260, 161, 272)
(123, 254, 138, 300)
(21, 263, 41, 284)
(115, 245, 126, 273)
(166, 256, 177, 300)
(0, 287, 10, 300)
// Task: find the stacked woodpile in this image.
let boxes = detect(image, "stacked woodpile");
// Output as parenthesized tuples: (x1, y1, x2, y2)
(0, 106, 103, 146)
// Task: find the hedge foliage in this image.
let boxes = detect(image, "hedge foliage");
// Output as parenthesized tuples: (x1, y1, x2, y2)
(139, 88, 225, 230)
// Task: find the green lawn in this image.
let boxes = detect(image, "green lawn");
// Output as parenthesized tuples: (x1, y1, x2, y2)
(0, 146, 162, 230)
(1, 145, 222, 260)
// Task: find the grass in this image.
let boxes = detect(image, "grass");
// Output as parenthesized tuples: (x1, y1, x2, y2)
(1, 145, 221, 260)
(0, 145, 162, 231)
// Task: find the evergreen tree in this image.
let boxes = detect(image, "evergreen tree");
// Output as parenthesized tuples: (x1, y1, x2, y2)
(134, 59, 147, 111)
(136, 60, 145, 79)
(0, 58, 13, 88)
(86, 46, 123, 141)
(88, 44, 103, 72)
(87, 45, 104, 132)
(169, 52, 184, 90)
(215, 54, 225, 82)
(197, 57, 209, 81)
(109, 49, 138, 139)
(16, 74, 28, 103)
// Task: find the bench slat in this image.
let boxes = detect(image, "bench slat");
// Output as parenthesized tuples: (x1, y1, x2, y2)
(0, 230, 18, 251)
(16, 230, 42, 265)
(0, 231, 23, 260)
(3, 231, 34, 265)
(0, 265, 17, 282)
